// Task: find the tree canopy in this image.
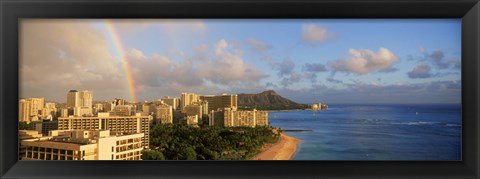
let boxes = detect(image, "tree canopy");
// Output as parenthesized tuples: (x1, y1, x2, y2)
(143, 124, 280, 160)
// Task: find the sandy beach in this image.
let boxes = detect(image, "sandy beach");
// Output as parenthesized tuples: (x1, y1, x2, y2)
(251, 133, 301, 160)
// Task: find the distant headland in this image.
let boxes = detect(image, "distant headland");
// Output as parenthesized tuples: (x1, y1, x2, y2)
(237, 90, 327, 111)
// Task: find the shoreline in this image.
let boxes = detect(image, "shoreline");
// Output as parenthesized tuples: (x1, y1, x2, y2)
(266, 109, 327, 112)
(265, 109, 305, 112)
(250, 133, 301, 160)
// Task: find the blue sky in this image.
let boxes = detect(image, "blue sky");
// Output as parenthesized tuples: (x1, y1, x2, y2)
(20, 19, 461, 104)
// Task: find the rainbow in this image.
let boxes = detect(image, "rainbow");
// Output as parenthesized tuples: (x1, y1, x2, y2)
(104, 20, 137, 103)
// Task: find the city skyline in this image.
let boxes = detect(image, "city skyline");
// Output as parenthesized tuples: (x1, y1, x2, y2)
(20, 19, 461, 104)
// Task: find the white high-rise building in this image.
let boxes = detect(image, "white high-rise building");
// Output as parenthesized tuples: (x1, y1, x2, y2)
(80, 91, 93, 108)
(20, 129, 144, 160)
(19, 99, 30, 122)
(42, 102, 57, 119)
(18, 98, 44, 122)
(66, 90, 93, 116)
(200, 94, 237, 111)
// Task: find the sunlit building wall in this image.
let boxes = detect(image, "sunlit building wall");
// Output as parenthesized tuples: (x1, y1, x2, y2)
(18, 98, 44, 122)
(181, 92, 199, 113)
(20, 129, 144, 160)
(210, 108, 268, 127)
(200, 94, 237, 111)
(184, 104, 202, 119)
(161, 96, 178, 110)
(67, 90, 93, 116)
(57, 113, 151, 148)
(156, 104, 173, 124)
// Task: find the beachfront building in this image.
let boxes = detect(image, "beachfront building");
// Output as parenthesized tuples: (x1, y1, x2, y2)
(209, 108, 268, 127)
(311, 102, 328, 110)
(20, 129, 144, 160)
(200, 94, 237, 112)
(57, 113, 152, 148)
(215, 94, 238, 111)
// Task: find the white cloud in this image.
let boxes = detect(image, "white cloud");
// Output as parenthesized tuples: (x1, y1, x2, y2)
(124, 40, 268, 98)
(328, 47, 398, 75)
(127, 48, 147, 60)
(214, 39, 228, 56)
(20, 19, 127, 102)
(302, 24, 334, 44)
(20, 19, 269, 102)
(198, 39, 268, 85)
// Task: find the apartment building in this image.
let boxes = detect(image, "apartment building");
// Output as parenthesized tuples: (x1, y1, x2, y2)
(57, 113, 152, 148)
(20, 129, 144, 160)
(209, 108, 268, 127)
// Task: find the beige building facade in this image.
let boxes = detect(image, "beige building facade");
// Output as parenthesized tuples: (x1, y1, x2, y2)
(67, 90, 93, 116)
(161, 96, 179, 110)
(58, 113, 152, 148)
(111, 105, 134, 116)
(42, 102, 57, 119)
(19, 130, 43, 160)
(184, 104, 203, 119)
(181, 92, 199, 112)
(20, 129, 144, 160)
(59, 108, 69, 117)
(209, 108, 268, 127)
(186, 115, 198, 127)
(200, 94, 237, 111)
(156, 104, 173, 124)
(19, 98, 45, 123)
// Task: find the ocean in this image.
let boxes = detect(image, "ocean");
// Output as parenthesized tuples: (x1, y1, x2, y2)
(268, 104, 461, 160)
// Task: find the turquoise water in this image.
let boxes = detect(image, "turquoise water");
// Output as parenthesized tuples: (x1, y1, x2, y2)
(268, 104, 461, 160)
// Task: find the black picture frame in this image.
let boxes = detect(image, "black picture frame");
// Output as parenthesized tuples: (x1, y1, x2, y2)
(1, 0, 479, 178)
